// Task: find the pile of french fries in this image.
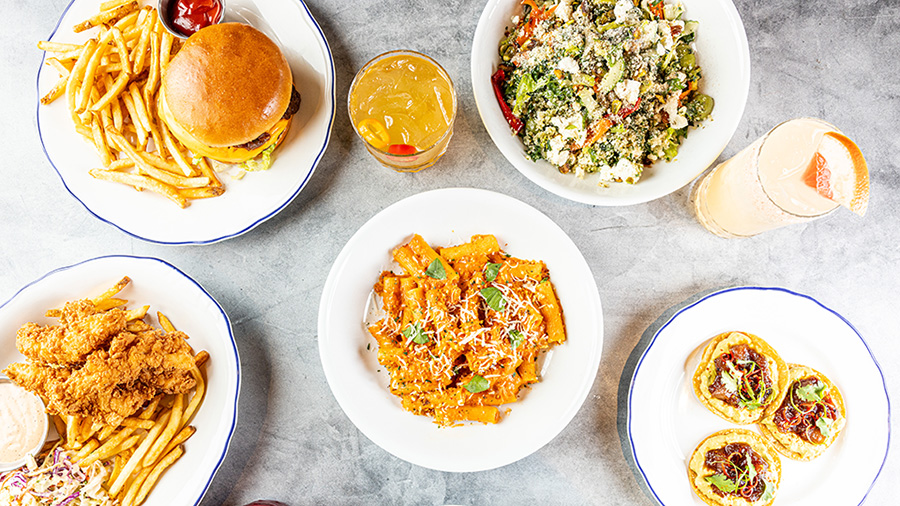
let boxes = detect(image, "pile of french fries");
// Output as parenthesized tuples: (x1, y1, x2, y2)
(50, 276, 209, 506)
(39, 0, 224, 208)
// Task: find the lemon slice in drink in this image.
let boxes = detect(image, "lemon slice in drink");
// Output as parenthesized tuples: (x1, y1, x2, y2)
(803, 132, 869, 216)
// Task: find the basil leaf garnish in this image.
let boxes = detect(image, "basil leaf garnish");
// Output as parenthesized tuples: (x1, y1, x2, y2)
(402, 322, 428, 344)
(704, 474, 737, 493)
(424, 258, 446, 280)
(509, 329, 524, 349)
(480, 287, 506, 311)
(484, 262, 502, 282)
(464, 375, 490, 393)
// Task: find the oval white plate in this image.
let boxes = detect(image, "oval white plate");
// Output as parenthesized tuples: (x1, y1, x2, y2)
(629, 287, 890, 505)
(318, 188, 603, 472)
(36, 0, 335, 244)
(471, 0, 750, 206)
(0, 256, 239, 506)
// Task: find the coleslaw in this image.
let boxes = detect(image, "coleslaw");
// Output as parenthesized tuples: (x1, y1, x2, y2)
(0, 446, 116, 506)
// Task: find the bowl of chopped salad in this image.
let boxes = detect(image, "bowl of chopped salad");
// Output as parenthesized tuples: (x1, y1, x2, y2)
(472, 0, 750, 205)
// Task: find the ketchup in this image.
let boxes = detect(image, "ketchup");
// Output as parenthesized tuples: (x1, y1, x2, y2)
(171, 0, 223, 36)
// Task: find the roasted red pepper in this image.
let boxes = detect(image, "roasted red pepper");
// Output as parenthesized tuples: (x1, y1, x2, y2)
(491, 68, 524, 134)
(618, 97, 642, 119)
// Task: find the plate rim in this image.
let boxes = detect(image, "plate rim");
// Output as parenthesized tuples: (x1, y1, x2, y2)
(34, 0, 336, 245)
(0, 255, 240, 506)
(626, 285, 891, 505)
(317, 187, 604, 472)
(470, 0, 751, 206)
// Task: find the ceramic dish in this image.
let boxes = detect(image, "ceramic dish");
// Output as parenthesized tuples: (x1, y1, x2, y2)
(628, 287, 889, 505)
(0, 256, 239, 506)
(36, 0, 335, 244)
(318, 188, 603, 472)
(471, 0, 750, 206)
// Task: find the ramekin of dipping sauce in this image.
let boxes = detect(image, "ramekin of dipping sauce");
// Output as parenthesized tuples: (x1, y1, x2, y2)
(0, 377, 49, 472)
(158, 0, 225, 38)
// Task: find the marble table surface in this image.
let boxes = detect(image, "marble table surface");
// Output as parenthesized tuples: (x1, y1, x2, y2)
(2, 0, 897, 504)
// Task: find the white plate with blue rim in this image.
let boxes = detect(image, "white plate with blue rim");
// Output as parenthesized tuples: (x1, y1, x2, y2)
(471, 0, 750, 205)
(628, 286, 890, 505)
(36, 0, 335, 244)
(0, 256, 239, 505)
(318, 188, 604, 472)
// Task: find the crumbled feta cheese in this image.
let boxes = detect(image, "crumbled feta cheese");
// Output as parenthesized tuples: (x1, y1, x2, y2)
(547, 135, 571, 165)
(556, 0, 573, 22)
(577, 88, 601, 118)
(551, 113, 585, 141)
(664, 93, 688, 129)
(557, 56, 580, 74)
(639, 20, 660, 46)
(615, 79, 641, 105)
(611, 158, 642, 182)
(658, 22, 675, 50)
(614, 0, 639, 23)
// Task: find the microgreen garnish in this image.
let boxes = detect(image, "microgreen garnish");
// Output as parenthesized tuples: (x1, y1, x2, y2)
(816, 416, 835, 439)
(464, 375, 489, 393)
(795, 381, 827, 403)
(425, 258, 446, 280)
(480, 287, 506, 311)
(402, 322, 428, 344)
(484, 262, 502, 282)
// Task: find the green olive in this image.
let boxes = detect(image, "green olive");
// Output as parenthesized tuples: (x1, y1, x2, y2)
(690, 94, 714, 121)
(680, 52, 696, 70)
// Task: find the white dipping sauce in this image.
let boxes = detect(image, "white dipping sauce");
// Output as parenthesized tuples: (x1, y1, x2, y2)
(0, 381, 47, 463)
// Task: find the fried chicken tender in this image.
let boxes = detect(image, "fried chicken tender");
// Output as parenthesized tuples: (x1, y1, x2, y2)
(4, 329, 197, 426)
(16, 299, 126, 365)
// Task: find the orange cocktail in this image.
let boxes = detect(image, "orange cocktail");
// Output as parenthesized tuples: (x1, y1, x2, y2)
(348, 50, 457, 172)
(692, 118, 869, 238)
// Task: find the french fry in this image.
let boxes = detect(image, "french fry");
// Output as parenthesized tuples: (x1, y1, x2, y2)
(37, 40, 84, 53)
(110, 26, 131, 75)
(121, 417, 156, 430)
(157, 425, 195, 461)
(157, 312, 176, 332)
(159, 119, 196, 176)
(194, 351, 210, 367)
(52, 415, 67, 440)
(122, 466, 153, 505)
(178, 186, 225, 199)
(109, 158, 135, 171)
(41, 74, 69, 105)
(91, 67, 129, 112)
(76, 29, 115, 113)
(92, 276, 131, 304)
(143, 394, 182, 466)
(74, 438, 100, 461)
(140, 396, 163, 420)
(94, 297, 127, 311)
(92, 120, 113, 167)
(65, 415, 81, 449)
(65, 39, 96, 123)
(133, 446, 184, 505)
(144, 29, 160, 105)
(46, 57, 72, 76)
(128, 83, 152, 132)
(89, 169, 187, 208)
(180, 366, 205, 428)
(98, 423, 119, 442)
(101, 0, 132, 11)
(125, 305, 150, 321)
(159, 31, 174, 74)
(109, 411, 170, 497)
(73, 1, 138, 33)
(131, 11, 155, 73)
(121, 92, 148, 147)
(110, 453, 127, 487)
(197, 157, 223, 188)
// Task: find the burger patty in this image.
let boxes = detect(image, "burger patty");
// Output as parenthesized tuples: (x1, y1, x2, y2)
(234, 86, 302, 151)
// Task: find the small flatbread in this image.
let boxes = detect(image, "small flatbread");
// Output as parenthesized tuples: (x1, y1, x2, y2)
(692, 331, 789, 424)
(688, 429, 781, 506)
(758, 364, 846, 461)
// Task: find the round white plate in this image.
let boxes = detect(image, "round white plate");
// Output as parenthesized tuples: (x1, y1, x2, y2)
(318, 188, 603, 472)
(0, 256, 239, 506)
(471, 0, 750, 206)
(36, 0, 335, 244)
(628, 287, 890, 505)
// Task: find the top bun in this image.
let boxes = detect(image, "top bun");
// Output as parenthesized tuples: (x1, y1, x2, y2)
(161, 23, 293, 147)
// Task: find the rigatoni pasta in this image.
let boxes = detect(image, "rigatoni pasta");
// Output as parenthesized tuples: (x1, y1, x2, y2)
(367, 234, 566, 426)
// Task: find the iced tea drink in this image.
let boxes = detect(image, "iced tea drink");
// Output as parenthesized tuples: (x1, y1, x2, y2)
(348, 50, 457, 172)
(692, 118, 868, 238)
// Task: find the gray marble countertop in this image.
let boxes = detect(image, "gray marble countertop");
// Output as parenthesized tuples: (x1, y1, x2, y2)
(2, 0, 897, 504)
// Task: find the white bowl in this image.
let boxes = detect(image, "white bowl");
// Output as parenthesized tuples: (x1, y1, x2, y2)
(0, 377, 50, 472)
(471, 0, 751, 206)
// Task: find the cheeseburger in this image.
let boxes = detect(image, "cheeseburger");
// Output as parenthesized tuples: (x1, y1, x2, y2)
(160, 23, 301, 165)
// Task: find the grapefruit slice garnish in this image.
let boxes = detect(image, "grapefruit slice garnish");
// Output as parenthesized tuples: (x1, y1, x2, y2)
(802, 131, 869, 216)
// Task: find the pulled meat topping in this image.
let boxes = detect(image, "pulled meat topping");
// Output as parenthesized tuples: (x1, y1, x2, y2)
(234, 86, 301, 151)
(708, 344, 772, 409)
(771, 377, 838, 444)
(705, 443, 769, 501)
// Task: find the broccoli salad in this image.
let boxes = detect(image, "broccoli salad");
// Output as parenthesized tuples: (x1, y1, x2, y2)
(493, 0, 714, 185)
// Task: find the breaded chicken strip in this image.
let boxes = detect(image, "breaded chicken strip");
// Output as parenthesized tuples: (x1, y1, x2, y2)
(16, 299, 126, 365)
(4, 329, 196, 426)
